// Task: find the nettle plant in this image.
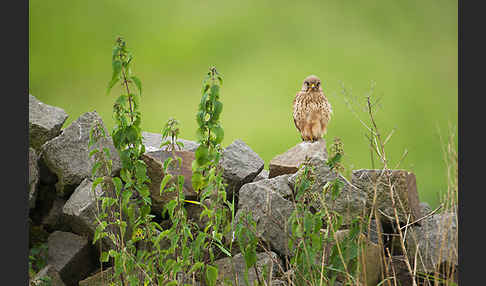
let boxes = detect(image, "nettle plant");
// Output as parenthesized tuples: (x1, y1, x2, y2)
(90, 38, 236, 285)
(89, 36, 156, 285)
(190, 67, 235, 284)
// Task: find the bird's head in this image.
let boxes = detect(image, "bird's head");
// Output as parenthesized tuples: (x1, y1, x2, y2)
(302, 75, 322, 92)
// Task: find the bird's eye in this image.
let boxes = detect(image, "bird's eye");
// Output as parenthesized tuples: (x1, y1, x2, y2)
(316, 82, 320, 86)
(305, 82, 309, 85)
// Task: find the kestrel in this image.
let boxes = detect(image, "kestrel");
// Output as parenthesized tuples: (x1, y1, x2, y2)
(293, 75, 332, 142)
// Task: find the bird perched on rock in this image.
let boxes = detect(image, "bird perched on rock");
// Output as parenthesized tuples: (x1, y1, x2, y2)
(293, 75, 332, 142)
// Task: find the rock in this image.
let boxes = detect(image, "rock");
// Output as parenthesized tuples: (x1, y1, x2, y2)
(142, 150, 198, 214)
(384, 256, 413, 286)
(406, 212, 457, 273)
(359, 236, 383, 286)
(253, 169, 269, 182)
(42, 197, 68, 232)
(41, 111, 121, 197)
(213, 251, 281, 286)
(351, 169, 421, 224)
(62, 179, 103, 238)
(142, 131, 200, 152)
(29, 94, 68, 151)
(288, 157, 367, 225)
(78, 267, 114, 286)
(268, 139, 327, 179)
(221, 139, 265, 197)
(62, 178, 121, 249)
(363, 219, 383, 245)
(29, 147, 40, 209)
(420, 201, 432, 217)
(32, 265, 66, 286)
(235, 175, 294, 256)
(47, 231, 96, 286)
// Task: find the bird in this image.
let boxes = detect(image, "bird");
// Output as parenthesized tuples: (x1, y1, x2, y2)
(292, 75, 332, 142)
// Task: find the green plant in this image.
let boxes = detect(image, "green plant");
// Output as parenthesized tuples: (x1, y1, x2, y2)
(160, 117, 184, 151)
(29, 243, 48, 282)
(234, 211, 262, 286)
(191, 66, 234, 285)
(89, 36, 156, 285)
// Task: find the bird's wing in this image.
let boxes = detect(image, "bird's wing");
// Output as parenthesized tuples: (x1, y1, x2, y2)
(293, 117, 301, 132)
(292, 93, 302, 132)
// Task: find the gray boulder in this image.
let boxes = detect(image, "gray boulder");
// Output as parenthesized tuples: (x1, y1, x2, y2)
(213, 251, 281, 286)
(288, 157, 367, 225)
(221, 139, 265, 198)
(406, 212, 458, 273)
(268, 139, 327, 179)
(420, 201, 432, 217)
(41, 111, 121, 197)
(352, 169, 421, 224)
(29, 94, 68, 151)
(47, 231, 95, 286)
(32, 265, 66, 286)
(62, 178, 116, 249)
(235, 175, 294, 256)
(62, 179, 102, 236)
(253, 169, 269, 182)
(29, 147, 39, 209)
(142, 131, 199, 152)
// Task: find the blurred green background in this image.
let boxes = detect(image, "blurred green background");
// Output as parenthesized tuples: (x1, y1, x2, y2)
(29, 0, 457, 208)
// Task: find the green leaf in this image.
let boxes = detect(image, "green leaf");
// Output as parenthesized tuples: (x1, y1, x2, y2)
(159, 174, 173, 195)
(112, 177, 123, 197)
(107, 77, 120, 95)
(100, 251, 109, 263)
(211, 101, 223, 122)
(137, 184, 150, 199)
(212, 125, 224, 144)
(209, 85, 220, 102)
(121, 189, 132, 208)
(92, 177, 104, 191)
(205, 265, 218, 286)
(215, 242, 232, 258)
(130, 76, 142, 96)
(189, 262, 205, 274)
(91, 161, 102, 178)
(107, 60, 122, 95)
(195, 145, 209, 166)
(120, 168, 132, 182)
(89, 148, 99, 158)
(126, 125, 139, 143)
(163, 157, 174, 172)
(191, 171, 203, 192)
(196, 127, 206, 143)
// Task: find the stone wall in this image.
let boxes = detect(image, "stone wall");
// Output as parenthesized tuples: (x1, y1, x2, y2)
(28, 95, 457, 286)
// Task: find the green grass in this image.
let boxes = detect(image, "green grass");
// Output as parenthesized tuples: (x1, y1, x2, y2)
(29, 0, 457, 208)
